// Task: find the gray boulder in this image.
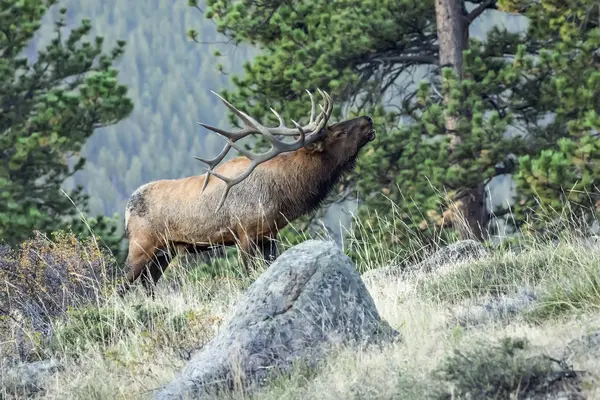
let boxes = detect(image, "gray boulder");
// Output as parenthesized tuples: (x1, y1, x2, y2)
(1, 359, 62, 396)
(156, 240, 395, 400)
(362, 239, 488, 281)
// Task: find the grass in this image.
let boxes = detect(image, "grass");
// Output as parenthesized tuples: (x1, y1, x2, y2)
(418, 239, 600, 322)
(2, 202, 600, 399)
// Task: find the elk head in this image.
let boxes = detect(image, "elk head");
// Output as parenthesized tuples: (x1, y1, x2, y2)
(301, 114, 376, 164)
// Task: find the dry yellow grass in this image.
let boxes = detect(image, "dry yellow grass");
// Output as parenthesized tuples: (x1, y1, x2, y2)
(2, 201, 600, 399)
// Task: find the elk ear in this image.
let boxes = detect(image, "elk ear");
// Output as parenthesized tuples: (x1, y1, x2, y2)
(304, 139, 326, 153)
(303, 127, 329, 153)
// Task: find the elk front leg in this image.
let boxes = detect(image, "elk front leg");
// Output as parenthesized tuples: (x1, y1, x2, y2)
(258, 233, 278, 266)
(238, 233, 278, 276)
(117, 235, 159, 297)
(139, 251, 172, 298)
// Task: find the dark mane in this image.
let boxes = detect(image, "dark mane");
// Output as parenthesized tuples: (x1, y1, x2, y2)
(300, 154, 358, 215)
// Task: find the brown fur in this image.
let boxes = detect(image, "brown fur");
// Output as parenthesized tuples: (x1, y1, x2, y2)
(118, 116, 376, 296)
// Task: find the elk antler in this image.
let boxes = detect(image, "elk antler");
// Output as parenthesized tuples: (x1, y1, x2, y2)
(195, 89, 333, 211)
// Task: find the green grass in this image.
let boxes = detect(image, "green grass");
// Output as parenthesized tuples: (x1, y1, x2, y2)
(418, 249, 553, 302)
(418, 240, 600, 322)
(49, 303, 188, 355)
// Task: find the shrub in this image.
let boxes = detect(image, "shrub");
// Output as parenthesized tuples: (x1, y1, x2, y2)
(0, 230, 118, 335)
(433, 337, 580, 399)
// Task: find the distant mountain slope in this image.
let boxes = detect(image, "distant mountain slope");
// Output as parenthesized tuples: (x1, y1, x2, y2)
(30, 0, 256, 217)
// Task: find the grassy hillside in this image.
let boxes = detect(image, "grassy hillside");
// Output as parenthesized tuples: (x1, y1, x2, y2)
(1, 210, 599, 398)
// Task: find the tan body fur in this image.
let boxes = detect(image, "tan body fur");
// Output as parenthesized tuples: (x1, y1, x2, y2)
(119, 111, 375, 296)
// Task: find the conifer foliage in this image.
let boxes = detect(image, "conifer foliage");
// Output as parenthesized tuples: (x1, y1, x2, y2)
(0, 0, 133, 246)
(512, 0, 600, 232)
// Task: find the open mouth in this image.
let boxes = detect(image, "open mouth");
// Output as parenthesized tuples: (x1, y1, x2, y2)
(367, 129, 376, 141)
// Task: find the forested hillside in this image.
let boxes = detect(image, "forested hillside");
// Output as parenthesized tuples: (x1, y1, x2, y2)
(29, 0, 525, 223)
(27, 0, 256, 218)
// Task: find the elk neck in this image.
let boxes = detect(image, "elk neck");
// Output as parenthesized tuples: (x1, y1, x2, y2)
(269, 148, 355, 218)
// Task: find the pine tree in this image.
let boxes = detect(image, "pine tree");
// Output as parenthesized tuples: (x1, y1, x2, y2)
(0, 0, 133, 247)
(188, 0, 531, 245)
(510, 0, 600, 235)
(189, 0, 600, 250)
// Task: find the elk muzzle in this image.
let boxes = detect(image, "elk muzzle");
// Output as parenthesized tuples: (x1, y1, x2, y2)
(360, 115, 376, 144)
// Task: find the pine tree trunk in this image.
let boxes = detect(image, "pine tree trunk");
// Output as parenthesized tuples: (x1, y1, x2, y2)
(457, 182, 487, 241)
(435, 0, 468, 92)
(435, 0, 488, 241)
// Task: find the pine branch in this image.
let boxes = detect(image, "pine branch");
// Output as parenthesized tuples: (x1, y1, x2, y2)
(466, 0, 497, 23)
(371, 54, 439, 65)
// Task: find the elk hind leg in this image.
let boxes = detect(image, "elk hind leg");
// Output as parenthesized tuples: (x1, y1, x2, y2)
(238, 234, 260, 276)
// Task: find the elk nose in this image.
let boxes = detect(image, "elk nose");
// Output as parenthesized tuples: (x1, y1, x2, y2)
(363, 115, 373, 124)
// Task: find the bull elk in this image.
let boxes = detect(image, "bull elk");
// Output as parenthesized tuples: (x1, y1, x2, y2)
(118, 89, 376, 296)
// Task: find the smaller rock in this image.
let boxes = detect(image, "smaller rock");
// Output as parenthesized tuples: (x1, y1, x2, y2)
(563, 330, 600, 361)
(362, 239, 488, 281)
(452, 288, 538, 327)
(1, 359, 62, 396)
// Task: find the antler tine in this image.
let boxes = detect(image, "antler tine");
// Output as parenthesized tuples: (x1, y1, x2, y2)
(290, 120, 307, 147)
(194, 142, 235, 194)
(196, 122, 253, 140)
(270, 107, 286, 127)
(209, 90, 263, 134)
(317, 90, 333, 128)
(305, 89, 316, 124)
